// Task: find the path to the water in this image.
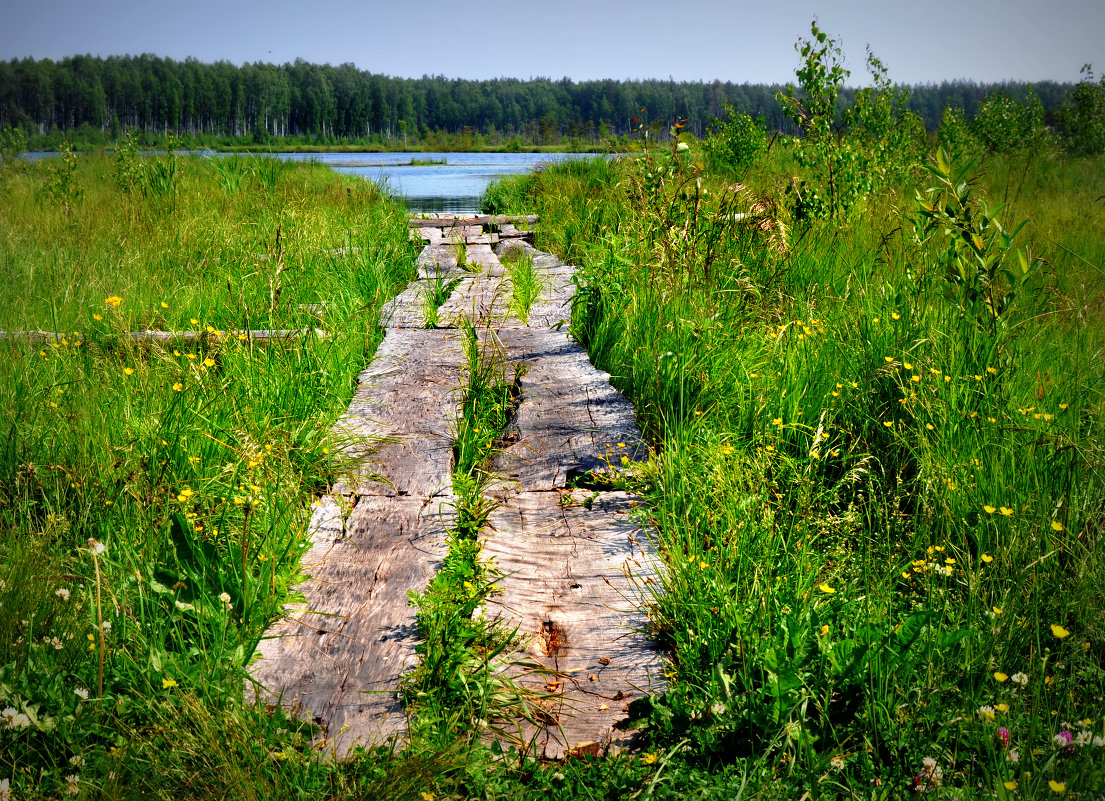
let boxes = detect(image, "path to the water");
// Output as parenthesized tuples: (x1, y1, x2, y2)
(250, 215, 665, 758)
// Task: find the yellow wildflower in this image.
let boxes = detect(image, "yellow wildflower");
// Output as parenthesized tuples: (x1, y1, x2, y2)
(105, 296, 122, 307)
(1050, 624, 1070, 639)
(994, 671, 1008, 682)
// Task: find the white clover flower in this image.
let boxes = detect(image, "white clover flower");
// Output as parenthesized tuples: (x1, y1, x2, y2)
(1093, 735, 1105, 747)
(100, 620, 111, 633)
(1011, 672, 1028, 687)
(74, 687, 89, 700)
(69, 755, 84, 767)
(1075, 730, 1091, 746)
(978, 705, 996, 721)
(66, 774, 79, 795)
(676, 142, 690, 152)
(831, 755, 845, 770)
(55, 588, 70, 601)
(0, 777, 10, 801)
(1007, 749, 1021, 763)
(10, 713, 30, 729)
(0, 708, 15, 727)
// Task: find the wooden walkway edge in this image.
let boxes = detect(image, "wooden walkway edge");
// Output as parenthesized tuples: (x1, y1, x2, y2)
(250, 214, 665, 758)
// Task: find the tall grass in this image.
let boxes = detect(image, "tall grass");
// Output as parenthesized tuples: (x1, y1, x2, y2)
(0, 153, 420, 797)
(514, 147, 1105, 794)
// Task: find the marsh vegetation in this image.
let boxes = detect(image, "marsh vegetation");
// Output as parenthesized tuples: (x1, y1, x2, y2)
(2, 22, 1105, 799)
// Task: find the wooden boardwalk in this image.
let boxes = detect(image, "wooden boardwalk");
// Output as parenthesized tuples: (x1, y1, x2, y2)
(250, 215, 664, 758)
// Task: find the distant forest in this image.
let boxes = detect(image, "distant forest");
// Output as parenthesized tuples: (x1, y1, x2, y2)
(0, 54, 1078, 146)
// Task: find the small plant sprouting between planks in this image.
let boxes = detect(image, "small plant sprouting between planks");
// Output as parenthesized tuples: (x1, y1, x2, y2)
(501, 250, 544, 324)
(419, 271, 460, 329)
(403, 319, 532, 747)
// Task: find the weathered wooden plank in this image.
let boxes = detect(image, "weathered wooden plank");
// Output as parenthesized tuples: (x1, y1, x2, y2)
(331, 328, 464, 496)
(438, 275, 516, 328)
(491, 328, 645, 492)
(495, 239, 537, 260)
(379, 281, 431, 329)
(416, 244, 461, 276)
(481, 490, 664, 759)
(251, 494, 452, 755)
(464, 243, 502, 272)
(414, 226, 444, 244)
(408, 214, 539, 229)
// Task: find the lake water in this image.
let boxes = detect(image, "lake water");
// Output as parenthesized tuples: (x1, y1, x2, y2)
(274, 151, 597, 213)
(22, 150, 600, 213)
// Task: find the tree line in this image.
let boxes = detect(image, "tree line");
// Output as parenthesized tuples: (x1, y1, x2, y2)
(0, 53, 1080, 147)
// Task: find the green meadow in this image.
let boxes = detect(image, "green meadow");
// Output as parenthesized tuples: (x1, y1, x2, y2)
(2, 25, 1105, 799)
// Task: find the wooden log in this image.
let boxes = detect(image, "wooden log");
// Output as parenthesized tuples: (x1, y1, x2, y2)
(490, 328, 645, 492)
(251, 493, 452, 756)
(481, 490, 664, 759)
(0, 328, 325, 345)
(407, 214, 538, 229)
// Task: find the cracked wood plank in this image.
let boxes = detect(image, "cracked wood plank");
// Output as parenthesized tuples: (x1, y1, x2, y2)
(251, 494, 451, 755)
(490, 328, 646, 493)
(331, 328, 464, 497)
(481, 490, 663, 759)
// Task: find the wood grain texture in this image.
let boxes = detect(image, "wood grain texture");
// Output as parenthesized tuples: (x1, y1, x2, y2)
(251, 494, 452, 755)
(331, 328, 464, 497)
(415, 244, 460, 276)
(438, 275, 516, 328)
(490, 328, 646, 493)
(482, 490, 664, 759)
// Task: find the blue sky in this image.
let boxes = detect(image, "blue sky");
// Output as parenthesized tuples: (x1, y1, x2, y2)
(3, 0, 1103, 85)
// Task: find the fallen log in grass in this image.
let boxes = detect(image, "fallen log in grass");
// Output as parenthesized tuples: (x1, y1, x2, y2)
(407, 214, 538, 228)
(0, 328, 327, 346)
